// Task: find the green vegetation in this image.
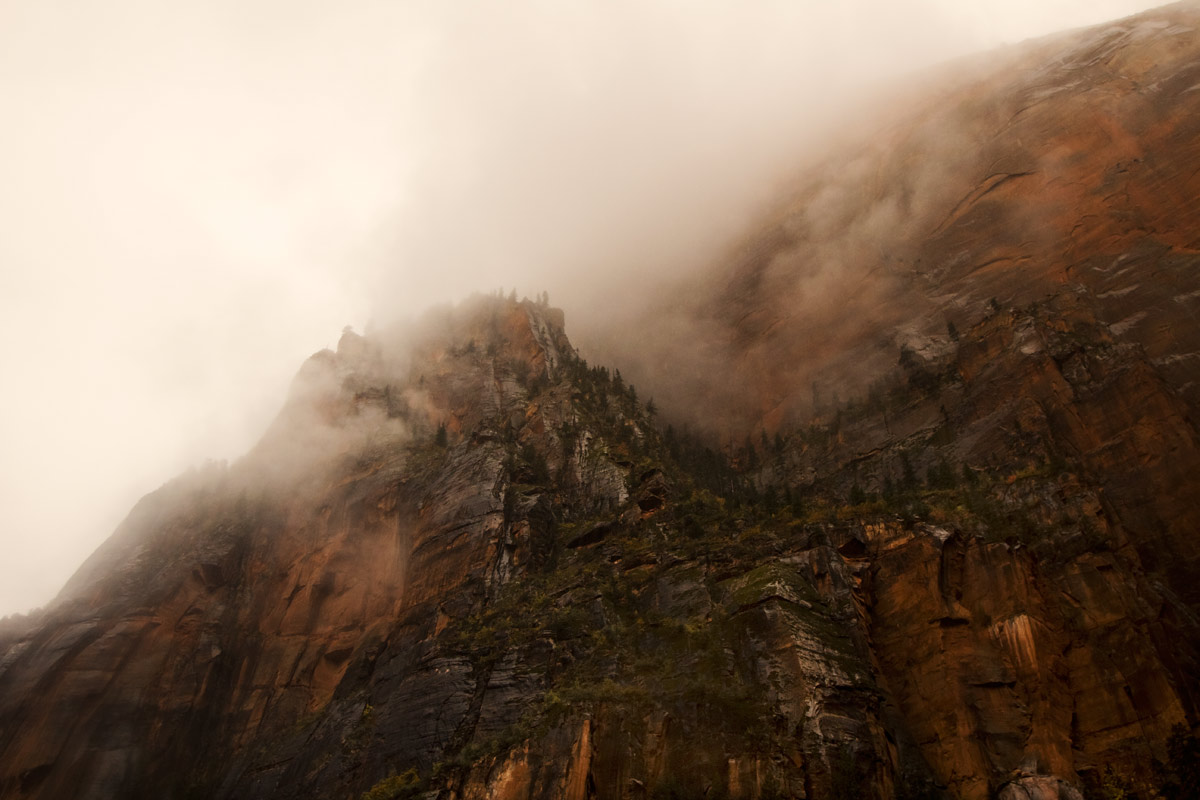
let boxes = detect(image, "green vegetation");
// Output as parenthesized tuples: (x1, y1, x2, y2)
(439, 474, 795, 771)
(360, 768, 423, 800)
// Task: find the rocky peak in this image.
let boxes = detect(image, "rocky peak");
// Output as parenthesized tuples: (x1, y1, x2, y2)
(0, 291, 668, 800)
(2, 278, 1195, 800)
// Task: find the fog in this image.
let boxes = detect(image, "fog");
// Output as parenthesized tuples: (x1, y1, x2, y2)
(0, 0, 1166, 615)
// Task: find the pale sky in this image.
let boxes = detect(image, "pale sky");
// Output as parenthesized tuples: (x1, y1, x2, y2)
(0, 0, 1168, 615)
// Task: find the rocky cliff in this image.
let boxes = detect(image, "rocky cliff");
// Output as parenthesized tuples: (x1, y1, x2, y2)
(611, 2, 1200, 442)
(0, 292, 1196, 800)
(3, 5, 1200, 800)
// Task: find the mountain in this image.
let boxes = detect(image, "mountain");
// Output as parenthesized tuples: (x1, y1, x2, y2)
(615, 1, 1200, 439)
(3, 6, 1200, 800)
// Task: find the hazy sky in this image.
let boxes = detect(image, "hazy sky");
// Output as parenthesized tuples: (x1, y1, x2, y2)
(0, 0, 1167, 615)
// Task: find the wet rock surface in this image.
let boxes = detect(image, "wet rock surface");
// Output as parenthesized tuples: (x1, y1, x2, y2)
(0, 293, 1195, 800)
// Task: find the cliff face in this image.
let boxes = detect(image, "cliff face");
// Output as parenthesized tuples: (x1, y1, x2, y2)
(0, 298, 612, 798)
(0, 293, 1196, 800)
(613, 3, 1200, 440)
(771, 296, 1200, 798)
(3, 6, 1200, 800)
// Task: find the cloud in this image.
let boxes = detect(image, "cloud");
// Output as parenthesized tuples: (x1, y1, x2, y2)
(0, 0, 1165, 615)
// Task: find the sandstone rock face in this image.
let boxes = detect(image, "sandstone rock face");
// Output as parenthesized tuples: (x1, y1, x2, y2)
(753, 293, 1200, 797)
(0, 293, 1195, 800)
(866, 524, 1193, 799)
(0, 297, 627, 799)
(3, 7, 1200, 800)
(612, 3, 1200, 439)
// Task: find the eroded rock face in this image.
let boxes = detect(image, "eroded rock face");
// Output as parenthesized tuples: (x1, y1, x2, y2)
(0, 292, 1195, 800)
(0, 297, 632, 799)
(866, 525, 1192, 799)
(607, 3, 1200, 439)
(7, 295, 893, 800)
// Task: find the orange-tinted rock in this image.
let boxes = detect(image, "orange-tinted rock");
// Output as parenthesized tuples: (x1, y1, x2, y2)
(0, 296, 626, 799)
(615, 4, 1200, 440)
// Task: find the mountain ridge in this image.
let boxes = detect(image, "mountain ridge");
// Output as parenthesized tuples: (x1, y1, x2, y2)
(599, 1, 1200, 442)
(2, 292, 1197, 799)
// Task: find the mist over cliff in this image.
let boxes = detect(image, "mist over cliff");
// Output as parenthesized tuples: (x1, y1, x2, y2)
(0, 0, 1173, 616)
(582, 2, 1200, 441)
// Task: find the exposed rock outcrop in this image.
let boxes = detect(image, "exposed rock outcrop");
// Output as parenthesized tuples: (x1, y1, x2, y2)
(0, 292, 1195, 800)
(609, 3, 1200, 440)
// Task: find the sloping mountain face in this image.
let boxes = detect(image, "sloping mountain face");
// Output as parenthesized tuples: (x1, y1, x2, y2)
(3, 6, 1200, 800)
(620, 2, 1200, 436)
(1, 296, 1196, 800)
(0, 298, 614, 799)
